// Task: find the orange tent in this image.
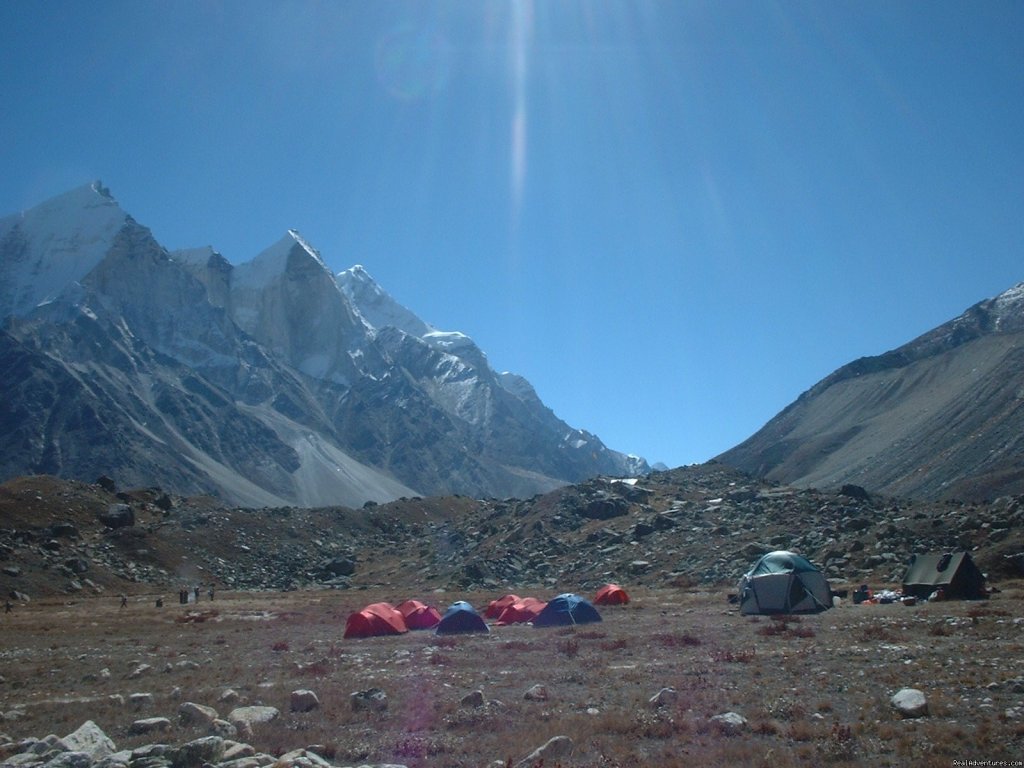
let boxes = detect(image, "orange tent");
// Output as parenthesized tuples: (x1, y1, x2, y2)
(344, 602, 408, 638)
(485, 593, 521, 619)
(594, 584, 630, 605)
(396, 599, 442, 630)
(495, 597, 547, 625)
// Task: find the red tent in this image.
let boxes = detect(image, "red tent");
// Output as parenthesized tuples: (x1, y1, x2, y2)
(495, 597, 547, 625)
(343, 602, 408, 638)
(396, 599, 442, 630)
(594, 584, 630, 605)
(485, 594, 521, 619)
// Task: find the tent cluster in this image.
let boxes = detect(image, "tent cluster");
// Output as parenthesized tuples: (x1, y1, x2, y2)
(345, 550, 988, 638)
(344, 584, 629, 639)
(735, 549, 988, 616)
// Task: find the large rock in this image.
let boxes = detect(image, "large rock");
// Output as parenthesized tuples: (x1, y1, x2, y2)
(710, 712, 748, 733)
(178, 702, 218, 726)
(227, 706, 279, 730)
(59, 721, 116, 760)
(98, 504, 135, 529)
(128, 717, 171, 736)
(648, 687, 678, 708)
(891, 688, 928, 718)
(579, 494, 629, 520)
(171, 736, 225, 768)
(35, 753, 91, 768)
(350, 688, 388, 713)
(289, 690, 320, 713)
(516, 736, 573, 767)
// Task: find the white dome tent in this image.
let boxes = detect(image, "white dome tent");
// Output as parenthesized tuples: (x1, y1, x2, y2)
(738, 550, 833, 615)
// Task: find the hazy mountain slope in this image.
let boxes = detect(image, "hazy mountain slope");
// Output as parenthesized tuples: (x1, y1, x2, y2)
(717, 284, 1024, 500)
(337, 267, 648, 488)
(0, 184, 644, 504)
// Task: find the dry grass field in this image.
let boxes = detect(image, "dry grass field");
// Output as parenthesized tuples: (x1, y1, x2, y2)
(3, 584, 1024, 767)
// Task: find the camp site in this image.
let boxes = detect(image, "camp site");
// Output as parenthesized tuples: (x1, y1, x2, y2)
(1, 469, 1022, 765)
(4, 560, 1022, 767)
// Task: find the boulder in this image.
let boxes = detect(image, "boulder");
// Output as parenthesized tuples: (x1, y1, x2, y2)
(95, 476, 116, 493)
(523, 684, 548, 702)
(891, 688, 928, 718)
(460, 690, 485, 709)
(171, 736, 224, 768)
(580, 494, 629, 520)
(350, 688, 388, 713)
(710, 712, 748, 733)
(289, 690, 320, 713)
(178, 702, 218, 726)
(127, 717, 171, 736)
(36, 753, 91, 768)
(219, 689, 240, 705)
(648, 687, 678, 708)
(128, 693, 154, 709)
(58, 721, 115, 760)
(210, 720, 238, 739)
(516, 736, 573, 768)
(277, 748, 334, 768)
(98, 504, 134, 529)
(227, 706, 279, 730)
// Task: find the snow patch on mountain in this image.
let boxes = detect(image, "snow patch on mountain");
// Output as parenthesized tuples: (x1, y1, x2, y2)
(0, 181, 128, 318)
(423, 330, 476, 353)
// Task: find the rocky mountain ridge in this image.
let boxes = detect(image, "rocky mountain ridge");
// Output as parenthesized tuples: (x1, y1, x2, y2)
(717, 282, 1024, 500)
(0, 184, 644, 506)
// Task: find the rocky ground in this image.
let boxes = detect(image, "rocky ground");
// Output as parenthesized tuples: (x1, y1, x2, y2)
(2, 464, 1024, 765)
(1, 464, 1022, 605)
(1, 585, 1024, 767)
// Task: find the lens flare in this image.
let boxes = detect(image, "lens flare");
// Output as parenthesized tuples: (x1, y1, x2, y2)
(375, 24, 453, 101)
(509, 0, 533, 222)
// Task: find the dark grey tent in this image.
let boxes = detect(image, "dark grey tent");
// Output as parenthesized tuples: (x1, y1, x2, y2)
(738, 551, 832, 615)
(902, 552, 987, 600)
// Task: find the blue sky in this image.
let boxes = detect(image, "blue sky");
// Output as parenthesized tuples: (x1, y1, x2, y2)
(2, 1, 1022, 468)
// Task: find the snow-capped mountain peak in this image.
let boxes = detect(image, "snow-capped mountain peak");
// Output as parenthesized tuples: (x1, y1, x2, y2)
(337, 264, 434, 338)
(991, 282, 1024, 331)
(234, 229, 328, 289)
(1, 183, 648, 507)
(0, 180, 129, 318)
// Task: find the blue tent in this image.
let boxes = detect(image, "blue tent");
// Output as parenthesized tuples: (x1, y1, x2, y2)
(532, 593, 602, 628)
(435, 601, 489, 635)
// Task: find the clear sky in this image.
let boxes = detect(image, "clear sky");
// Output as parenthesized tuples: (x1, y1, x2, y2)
(2, 1, 1022, 468)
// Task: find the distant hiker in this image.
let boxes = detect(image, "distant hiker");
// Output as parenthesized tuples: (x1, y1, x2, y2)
(179, 587, 188, 605)
(208, 586, 215, 601)
(120, 594, 128, 609)
(194, 586, 200, 602)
